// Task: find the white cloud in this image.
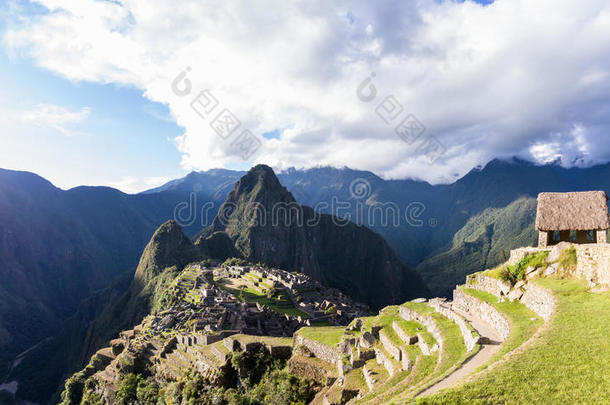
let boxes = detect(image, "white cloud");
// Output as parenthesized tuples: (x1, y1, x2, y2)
(107, 175, 172, 194)
(5, 0, 610, 182)
(18, 103, 91, 136)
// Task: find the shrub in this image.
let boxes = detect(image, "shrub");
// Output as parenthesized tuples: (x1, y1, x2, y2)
(59, 372, 86, 405)
(222, 257, 249, 267)
(137, 378, 160, 404)
(498, 252, 550, 286)
(247, 366, 317, 405)
(116, 373, 141, 405)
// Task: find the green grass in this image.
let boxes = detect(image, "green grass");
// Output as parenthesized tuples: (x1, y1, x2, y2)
(393, 318, 422, 337)
(343, 368, 368, 392)
(309, 320, 334, 327)
(460, 287, 542, 364)
(421, 279, 610, 404)
(558, 246, 577, 275)
(296, 326, 345, 347)
(360, 302, 469, 404)
(216, 280, 310, 318)
(345, 316, 377, 338)
(401, 301, 435, 315)
(375, 306, 415, 348)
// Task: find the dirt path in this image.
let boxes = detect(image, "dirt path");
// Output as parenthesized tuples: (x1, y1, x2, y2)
(417, 309, 503, 397)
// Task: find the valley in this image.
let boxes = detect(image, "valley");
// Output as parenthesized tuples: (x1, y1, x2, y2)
(4, 159, 610, 403)
(58, 234, 610, 404)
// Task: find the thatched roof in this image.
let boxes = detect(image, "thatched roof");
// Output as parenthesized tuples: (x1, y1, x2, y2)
(536, 191, 609, 231)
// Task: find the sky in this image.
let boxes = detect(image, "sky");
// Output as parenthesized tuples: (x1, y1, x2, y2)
(1, 0, 610, 193)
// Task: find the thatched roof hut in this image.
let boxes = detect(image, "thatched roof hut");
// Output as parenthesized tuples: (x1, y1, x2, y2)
(536, 191, 609, 231)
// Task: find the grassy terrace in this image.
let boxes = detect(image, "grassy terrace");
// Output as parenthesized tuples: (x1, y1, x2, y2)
(460, 286, 542, 364)
(216, 279, 310, 318)
(343, 368, 368, 393)
(296, 326, 345, 347)
(401, 301, 435, 315)
(392, 303, 471, 401)
(375, 306, 417, 348)
(230, 334, 292, 347)
(393, 318, 422, 337)
(359, 350, 438, 404)
(358, 301, 470, 404)
(421, 279, 610, 404)
(345, 316, 376, 339)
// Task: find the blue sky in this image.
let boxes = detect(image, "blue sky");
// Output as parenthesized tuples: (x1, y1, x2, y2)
(2, 0, 610, 192)
(0, 34, 185, 191)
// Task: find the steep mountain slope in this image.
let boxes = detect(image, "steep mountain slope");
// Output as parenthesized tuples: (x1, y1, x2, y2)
(6, 158, 610, 403)
(199, 165, 429, 308)
(0, 169, 233, 400)
(417, 197, 537, 296)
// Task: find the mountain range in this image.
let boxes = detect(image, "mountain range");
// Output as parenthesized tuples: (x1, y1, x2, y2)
(4, 157, 610, 402)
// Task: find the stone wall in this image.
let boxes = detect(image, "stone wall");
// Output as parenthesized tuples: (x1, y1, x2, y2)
(575, 245, 610, 286)
(429, 299, 480, 352)
(398, 306, 443, 363)
(520, 283, 555, 321)
(452, 289, 510, 341)
(379, 330, 401, 361)
(362, 364, 375, 391)
(416, 333, 433, 356)
(466, 274, 509, 298)
(293, 334, 341, 364)
(289, 356, 336, 385)
(392, 321, 417, 345)
(374, 347, 396, 376)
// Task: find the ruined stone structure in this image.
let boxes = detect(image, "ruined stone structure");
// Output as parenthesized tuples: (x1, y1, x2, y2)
(536, 191, 609, 247)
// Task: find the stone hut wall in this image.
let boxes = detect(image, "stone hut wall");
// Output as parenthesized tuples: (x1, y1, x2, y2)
(452, 289, 510, 341)
(520, 283, 555, 321)
(575, 245, 610, 286)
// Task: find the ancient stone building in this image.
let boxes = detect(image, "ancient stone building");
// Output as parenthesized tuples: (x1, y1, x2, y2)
(536, 191, 609, 247)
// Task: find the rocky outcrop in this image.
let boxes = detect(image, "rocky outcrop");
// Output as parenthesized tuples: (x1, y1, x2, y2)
(199, 164, 429, 308)
(466, 274, 510, 298)
(134, 220, 202, 287)
(508, 247, 548, 266)
(452, 289, 510, 341)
